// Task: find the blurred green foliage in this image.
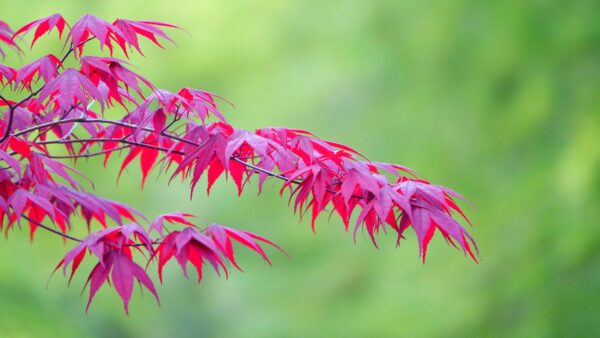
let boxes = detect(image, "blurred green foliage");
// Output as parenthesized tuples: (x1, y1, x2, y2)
(0, 0, 598, 337)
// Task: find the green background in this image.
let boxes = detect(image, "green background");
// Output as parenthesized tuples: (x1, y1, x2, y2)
(1, 1, 599, 337)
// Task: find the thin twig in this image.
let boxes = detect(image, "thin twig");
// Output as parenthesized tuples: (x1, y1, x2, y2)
(21, 214, 164, 247)
(21, 215, 82, 242)
(39, 146, 131, 159)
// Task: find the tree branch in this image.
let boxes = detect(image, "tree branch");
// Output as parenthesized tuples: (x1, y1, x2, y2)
(36, 133, 304, 185)
(21, 214, 164, 247)
(20, 117, 306, 185)
(40, 146, 131, 159)
(0, 93, 13, 110)
(21, 215, 82, 242)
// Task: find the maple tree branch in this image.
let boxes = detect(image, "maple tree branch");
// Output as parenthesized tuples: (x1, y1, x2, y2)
(2, 13, 479, 314)
(162, 110, 181, 132)
(0, 105, 15, 143)
(9, 113, 300, 192)
(21, 215, 82, 242)
(0, 93, 12, 110)
(36, 133, 303, 185)
(13, 117, 165, 138)
(21, 214, 165, 247)
(16, 117, 304, 184)
(13, 117, 196, 147)
(40, 146, 131, 159)
(0, 94, 13, 143)
(39, 137, 174, 154)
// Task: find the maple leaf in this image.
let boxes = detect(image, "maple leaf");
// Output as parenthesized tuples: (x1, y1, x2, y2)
(11, 14, 66, 47)
(38, 68, 106, 112)
(0, 150, 21, 177)
(0, 64, 15, 85)
(170, 130, 230, 196)
(80, 56, 154, 105)
(177, 88, 225, 122)
(149, 212, 195, 235)
(205, 224, 284, 270)
(339, 162, 383, 206)
(56, 224, 157, 313)
(15, 54, 62, 89)
(68, 14, 126, 57)
(153, 227, 228, 283)
(114, 134, 162, 187)
(112, 19, 177, 56)
(0, 19, 19, 58)
(36, 154, 86, 190)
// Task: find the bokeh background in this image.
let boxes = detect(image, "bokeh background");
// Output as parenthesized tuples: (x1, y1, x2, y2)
(1, 1, 599, 337)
